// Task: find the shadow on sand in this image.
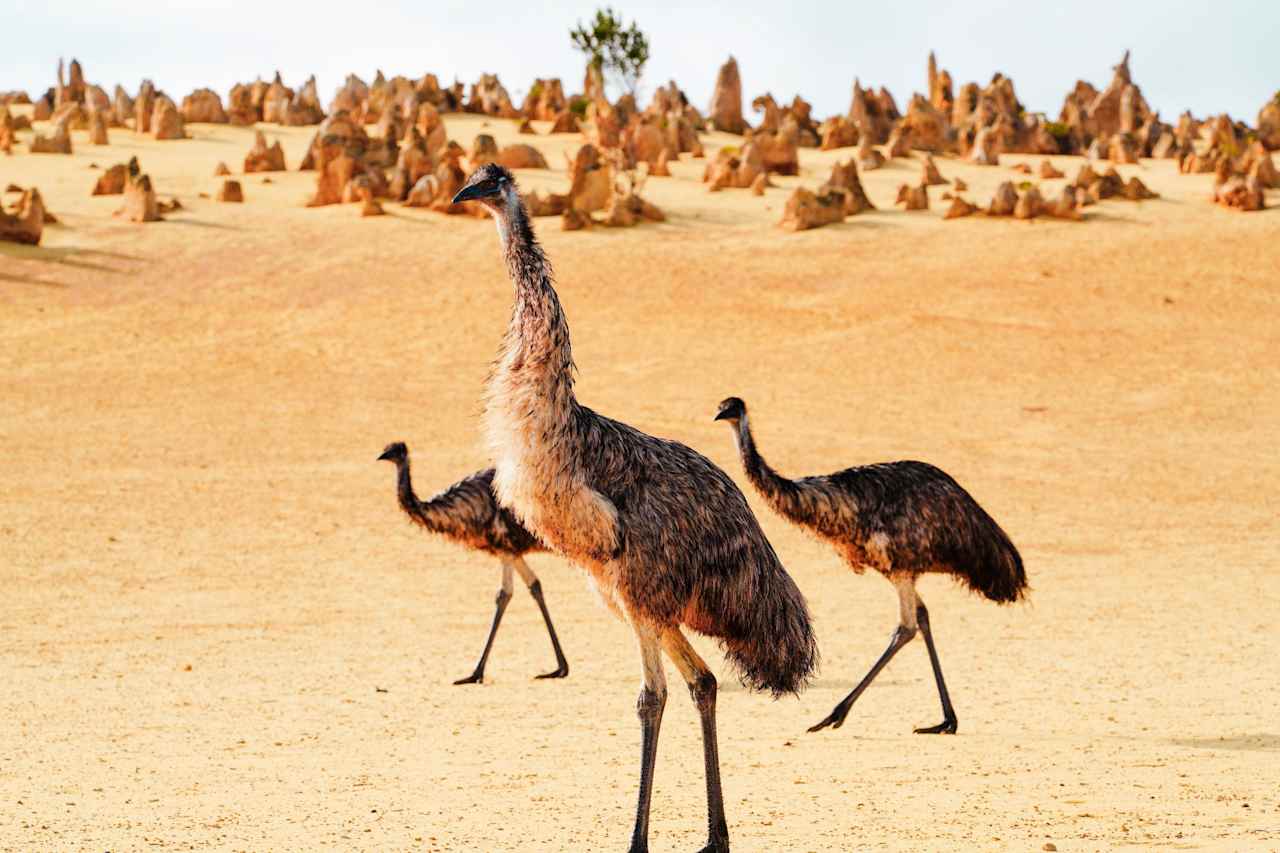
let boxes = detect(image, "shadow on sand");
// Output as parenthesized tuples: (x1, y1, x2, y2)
(0, 242, 145, 281)
(0, 270, 68, 288)
(1171, 734, 1280, 752)
(162, 216, 244, 231)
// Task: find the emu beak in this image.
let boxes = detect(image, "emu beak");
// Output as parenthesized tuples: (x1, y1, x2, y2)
(451, 183, 486, 204)
(377, 449, 394, 462)
(713, 410, 730, 422)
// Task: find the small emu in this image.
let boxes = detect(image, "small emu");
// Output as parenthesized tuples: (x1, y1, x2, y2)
(377, 442, 569, 684)
(714, 397, 1026, 735)
(454, 164, 816, 853)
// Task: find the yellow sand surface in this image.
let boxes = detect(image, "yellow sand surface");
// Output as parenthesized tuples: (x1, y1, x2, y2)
(2, 115, 1278, 852)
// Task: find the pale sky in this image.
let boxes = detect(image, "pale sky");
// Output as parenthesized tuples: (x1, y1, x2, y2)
(7, 0, 1276, 124)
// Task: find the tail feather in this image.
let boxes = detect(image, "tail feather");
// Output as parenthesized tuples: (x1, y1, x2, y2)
(715, 543, 818, 698)
(959, 507, 1027, 603)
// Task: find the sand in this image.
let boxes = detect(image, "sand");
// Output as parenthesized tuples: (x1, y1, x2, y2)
(2, 114, 1278, 852)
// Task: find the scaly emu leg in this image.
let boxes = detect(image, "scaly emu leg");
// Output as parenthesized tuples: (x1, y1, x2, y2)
(512, 556, 570, 679)
(627, 622, 667, 853)
(912, 599, 959, 734)
(809, 575, 920, 733)
(662, 628, 730, 853)
(453, 558, 514, 685)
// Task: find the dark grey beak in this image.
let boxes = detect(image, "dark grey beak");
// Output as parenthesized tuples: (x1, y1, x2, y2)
(713, 410, 731, 422)
(377, 449, 395, 462)
(451, 183, 486, 204)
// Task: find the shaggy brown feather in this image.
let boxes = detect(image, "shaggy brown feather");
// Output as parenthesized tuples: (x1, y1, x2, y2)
(379, 441, 542, 557)
(717, 398, 1026, 602)
(457, 162, 816, 852)
(475, 175, 817, 695)
(377, 441, 568, 685)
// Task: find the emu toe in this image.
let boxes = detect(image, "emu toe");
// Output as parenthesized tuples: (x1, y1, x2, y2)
(913, 717, 958, 735)
(453, 672, 485, 686)
(534, 664, 569, 680)
(807, 702, 853, 733)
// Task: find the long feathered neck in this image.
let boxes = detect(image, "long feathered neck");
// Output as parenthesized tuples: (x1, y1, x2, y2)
(497, 198, 576, 392)
(484, 194, 617, 560)
(392, 457, 451, 534)
(733, 413, 802, 517)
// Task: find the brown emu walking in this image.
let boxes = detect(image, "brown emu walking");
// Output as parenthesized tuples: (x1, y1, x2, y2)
(454, 165, 816, 853)
(377, 442, 569, 684)
(714, 397, 1026, 735)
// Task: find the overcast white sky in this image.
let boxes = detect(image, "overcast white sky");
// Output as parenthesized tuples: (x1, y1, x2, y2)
(7, 0, 1276, 122)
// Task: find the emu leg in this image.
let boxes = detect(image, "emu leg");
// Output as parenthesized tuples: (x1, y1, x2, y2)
(512, 557, 569, 679)
(662, 628, 730, 853)
(808, 623, 916, 732)
(913, 602, 959, 734)
(628, 624, 667, 853)
(453, 561, 514, 685)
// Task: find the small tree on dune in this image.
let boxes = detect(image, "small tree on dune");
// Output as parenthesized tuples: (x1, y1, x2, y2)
(570, 7, 650, 99)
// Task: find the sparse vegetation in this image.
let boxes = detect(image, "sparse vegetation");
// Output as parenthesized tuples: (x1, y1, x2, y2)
(570, 7, 650, 98)
(1044, 121, 1071, 140)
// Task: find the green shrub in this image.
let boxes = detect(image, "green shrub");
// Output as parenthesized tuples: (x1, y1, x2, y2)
(570, 8, 650, 98)
(1044, 121, 1071, 140)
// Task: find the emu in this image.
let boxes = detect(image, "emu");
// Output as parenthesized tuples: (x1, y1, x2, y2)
(714, 396, 1026, 735)
(454, 164, 816, 853)
(377, 442, 569, 684)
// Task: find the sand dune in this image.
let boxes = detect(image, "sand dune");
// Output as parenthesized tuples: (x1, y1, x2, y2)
(2, 116, 1278, 851)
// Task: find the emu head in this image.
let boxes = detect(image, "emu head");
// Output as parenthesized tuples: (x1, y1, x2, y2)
(713, 397, 747, 424)
(452, 163, 519, 214)
(377, 441, 408, 463)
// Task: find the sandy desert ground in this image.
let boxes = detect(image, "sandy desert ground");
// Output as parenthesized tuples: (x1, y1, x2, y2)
(2, 113, 1279, 852)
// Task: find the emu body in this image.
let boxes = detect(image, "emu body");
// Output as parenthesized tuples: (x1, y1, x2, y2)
(377, 442, 569, 684)
(455, 165, 816, 853)
(714, 397, 1026, 735)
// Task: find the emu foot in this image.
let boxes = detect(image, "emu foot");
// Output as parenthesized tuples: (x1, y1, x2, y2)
(534, 664, 569, 680)
(913, 717, 958, 735)
(807, 700, 854, 733)
(452, 672, 485, 686)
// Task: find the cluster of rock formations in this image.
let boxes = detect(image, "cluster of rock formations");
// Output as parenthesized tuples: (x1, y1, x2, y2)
(8, 52, 1276, 224)
(516, 144, 664, 230)
(1, 184, 46, 244)
(218, 73, 328, 126)
(1168, 117, 1275, 211)
(939, 181, 1082, 222)
(114, 157, 162, 222)
(780, 160, 874, 230)
(935, 160, 1159, 223)
(244, 130, 287, 172)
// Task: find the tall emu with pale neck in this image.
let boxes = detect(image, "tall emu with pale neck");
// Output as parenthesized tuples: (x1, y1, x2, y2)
(454, 164, 816, 853)
(377, 441, 569, 684)
(714, 396, 1026, 735)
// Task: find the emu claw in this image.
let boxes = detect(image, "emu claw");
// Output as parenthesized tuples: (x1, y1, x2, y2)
(913, 718, 958, 735)
(807, 704, 851, 733)
(452, 672, 484, 685)
(534, 665, 569, 680)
